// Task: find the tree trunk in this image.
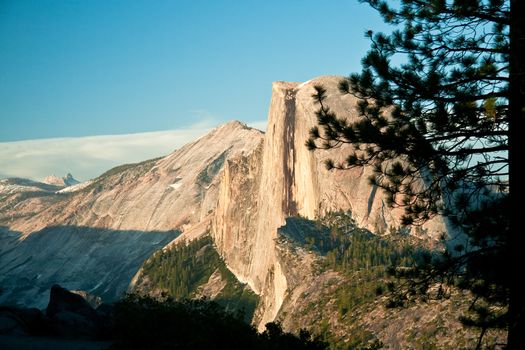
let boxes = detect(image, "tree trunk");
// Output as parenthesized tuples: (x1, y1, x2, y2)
(507, 0, 525, 348)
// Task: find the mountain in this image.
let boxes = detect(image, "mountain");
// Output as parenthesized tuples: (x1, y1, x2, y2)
(0, 121, 263, 307)
(43, 173, 80, 187)
(0, 177, 64, 197)
(1, 76, 499, 348)
(210, 76, 446, 329)
(0, 121, 262, 237)
(0, 174, 81, 200)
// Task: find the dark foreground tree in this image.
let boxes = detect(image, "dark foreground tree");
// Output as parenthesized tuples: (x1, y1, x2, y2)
(307, 0, 524, 348)
(111, 293, 327, 350)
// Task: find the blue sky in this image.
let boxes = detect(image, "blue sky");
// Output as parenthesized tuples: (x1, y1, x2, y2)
(0, 0, 387, 142)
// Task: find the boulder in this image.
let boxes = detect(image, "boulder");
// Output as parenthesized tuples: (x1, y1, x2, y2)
(46, 284, 102, 338)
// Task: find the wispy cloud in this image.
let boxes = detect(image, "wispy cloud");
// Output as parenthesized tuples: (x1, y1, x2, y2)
(0, 120, 267, 182)
(0, 129, 211, 182)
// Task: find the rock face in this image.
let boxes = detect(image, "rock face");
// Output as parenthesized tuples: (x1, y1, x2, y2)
(0, 226, 179, 307)
(0, 284, 114, 341)
(212, 76, 445, 329)
(0, 76, 445, 332)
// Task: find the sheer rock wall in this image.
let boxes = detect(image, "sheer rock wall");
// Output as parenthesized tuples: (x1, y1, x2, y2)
(211, 76, 445, 329)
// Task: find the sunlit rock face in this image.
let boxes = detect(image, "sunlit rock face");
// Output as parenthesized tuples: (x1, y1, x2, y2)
(211, 76, 445, 329)
(272, 76, 444, 234)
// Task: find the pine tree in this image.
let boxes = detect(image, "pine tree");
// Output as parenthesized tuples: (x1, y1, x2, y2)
(307, 0, 524, 347)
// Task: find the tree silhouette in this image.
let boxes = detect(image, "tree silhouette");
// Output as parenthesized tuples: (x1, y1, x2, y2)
(306, 0, 524, 348)
(112, 294, 327, 349)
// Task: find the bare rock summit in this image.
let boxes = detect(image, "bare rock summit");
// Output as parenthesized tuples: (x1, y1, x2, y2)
(43, 173, 80, 187)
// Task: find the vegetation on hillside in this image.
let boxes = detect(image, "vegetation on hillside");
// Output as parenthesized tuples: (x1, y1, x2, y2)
(131, 211, 505, 348)
(139, 236, 258, 322)
(279, 212, 505, 348)
(283, 211, 431, 316)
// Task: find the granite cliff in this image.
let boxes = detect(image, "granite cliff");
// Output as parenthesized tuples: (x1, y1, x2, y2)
(211, 76, 445, 329)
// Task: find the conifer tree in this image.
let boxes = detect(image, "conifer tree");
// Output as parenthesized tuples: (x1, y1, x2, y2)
(307, 0, 524, 347)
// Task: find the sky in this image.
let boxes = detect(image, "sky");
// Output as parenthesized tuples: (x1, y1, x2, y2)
(0, 0, 388, 180)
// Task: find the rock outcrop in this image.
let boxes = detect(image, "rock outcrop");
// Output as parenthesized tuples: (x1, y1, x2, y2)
(0, 284, 113, 342)
(43, 173, 80, 188)
(46, 284, 103, 338)
(0, 306, 49, 337)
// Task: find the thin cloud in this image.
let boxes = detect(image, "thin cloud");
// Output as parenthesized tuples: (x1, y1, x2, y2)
(0, 125, 211, 182)
(0, 119, 268, 182)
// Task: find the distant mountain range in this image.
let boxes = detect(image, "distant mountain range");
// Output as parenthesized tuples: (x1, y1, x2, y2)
(42, 173, 80, 187)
